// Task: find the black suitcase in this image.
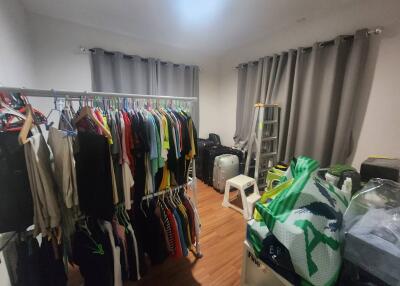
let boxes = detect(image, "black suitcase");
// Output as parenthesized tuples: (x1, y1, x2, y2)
(196, 138, 215, 180)
(203, 145, 244, 186)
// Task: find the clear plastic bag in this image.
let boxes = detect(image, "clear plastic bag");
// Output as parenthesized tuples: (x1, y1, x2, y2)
(343, 178, 400, 243)
(342, 178, 400, 285)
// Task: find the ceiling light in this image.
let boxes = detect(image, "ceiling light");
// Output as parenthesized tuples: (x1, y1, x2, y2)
(176, 0, 227, 27)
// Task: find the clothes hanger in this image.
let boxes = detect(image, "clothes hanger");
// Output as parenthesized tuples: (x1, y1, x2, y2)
(0, 97, 26, 119)
(119, 204, 130, 226)
(161, 192, 169, 210)
(18, 104, 34, 145)
(122, 207, 131, 226)
(168, 189, 176, 208)
(45, 93, 75, 133)
(44, 91, 57, 130)
(0, 97, 27, 131)
(116, 205, 126, 227)
(140, 198, 148, 218)
(73, 96, 112, 139)
(174, 186, 182, 205)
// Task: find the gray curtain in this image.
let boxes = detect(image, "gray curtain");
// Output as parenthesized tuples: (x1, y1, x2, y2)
(234, 29, 380, 167)
(90, 48, 200, 127)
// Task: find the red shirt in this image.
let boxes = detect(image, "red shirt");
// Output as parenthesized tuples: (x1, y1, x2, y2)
(165, 208, 182, 258)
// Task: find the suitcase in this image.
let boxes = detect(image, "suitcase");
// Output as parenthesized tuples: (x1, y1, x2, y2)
(213, 154, 239, 193)
(196, 138, 215, 180)
(203, 145, 244, 186)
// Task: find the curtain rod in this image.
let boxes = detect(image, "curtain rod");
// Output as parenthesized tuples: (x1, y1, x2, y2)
(79, 47, 199, 69)
(235, 27, 383, 69)
(0, 86, 198, 102)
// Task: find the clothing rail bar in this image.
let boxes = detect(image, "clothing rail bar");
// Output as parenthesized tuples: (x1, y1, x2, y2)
(0, 86, 198, 102)
(141, 179, 193, 201)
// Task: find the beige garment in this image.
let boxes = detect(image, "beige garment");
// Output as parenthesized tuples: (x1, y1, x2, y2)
(24, 133, 61, 236)
(47, 127, 78, 208)
(122, 162, 134, 209)
(109, 155, 119, 204)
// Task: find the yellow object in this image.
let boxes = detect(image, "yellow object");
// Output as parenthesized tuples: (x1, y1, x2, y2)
(260, 178, 293, 204)
(159, 165, 171, 190)
(368, 155, 396, 159)
(162, 115, 170, 150)
(253, 177, 293, 221)
(254, 103, 278, 108)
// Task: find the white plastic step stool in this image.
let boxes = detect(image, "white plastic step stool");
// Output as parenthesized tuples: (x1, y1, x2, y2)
(222, 174, 261, 220)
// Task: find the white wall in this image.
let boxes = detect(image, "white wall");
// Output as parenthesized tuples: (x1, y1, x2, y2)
(26, 13, 220, 138)
(0, 0, 34, 86)
(218, 0, 400, 167)
(351, 29, 400, 168)
(0, 1, 33, 284)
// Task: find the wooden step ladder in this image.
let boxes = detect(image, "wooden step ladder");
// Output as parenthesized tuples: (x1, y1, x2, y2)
(244, 103, 279, 190)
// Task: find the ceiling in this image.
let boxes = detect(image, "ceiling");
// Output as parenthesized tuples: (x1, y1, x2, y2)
(22, 0, 364, 55)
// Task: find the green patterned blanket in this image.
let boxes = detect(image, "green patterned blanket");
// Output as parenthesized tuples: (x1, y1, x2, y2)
(254, 156, 350, 286)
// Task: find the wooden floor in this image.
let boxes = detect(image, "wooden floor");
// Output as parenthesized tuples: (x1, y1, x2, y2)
(69, 180, 246, 286)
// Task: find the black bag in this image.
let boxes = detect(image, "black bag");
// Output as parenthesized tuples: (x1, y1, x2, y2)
(196, 138, 215, 180)
(258, 234, 301, 285)
(208, 133, 221, 145)
(360, 157, 400, 183)
(203, 145, 244, 186)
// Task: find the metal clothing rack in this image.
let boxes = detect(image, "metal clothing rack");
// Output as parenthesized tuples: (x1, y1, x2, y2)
(0, 86, 198, 101)
(0, 85, 202, 257)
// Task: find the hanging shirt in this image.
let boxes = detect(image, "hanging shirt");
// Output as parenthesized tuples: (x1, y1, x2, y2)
(109, 111, 125, 204)
(114, 220, 129, 280)
(0, 131, 33, 233)
(173, 209, 188, 257)
(186, 194, 201, 246)
(122, 112, 134, 170)
(159, 165, 171, 191)
(127, 224, 141, 280)
(75, 131, 114, 221)
(154, 205, 171, 253)
(152, 111, 164, 169)
(161, 114, 170, 161)
(144, 153, 153, 195)
(169, 115, 180, 159)
(122, 163, 134, 209)
(119, 111, 134, 209)
(24, 133, 61, 236)
(110, 111, 121, 156)
(72, 223, 114, 286)
(188, 118, 197, 159)
(152, 110, 165, 165)
(94, 109, 113, 145)
(165, 207, 182, 258)
(183, 198, 196, 245)
(144, 113, 157, 174)
(159, 202, 175, 255)
(102, 221, 122, 286)
(48, 127, 79, 209)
